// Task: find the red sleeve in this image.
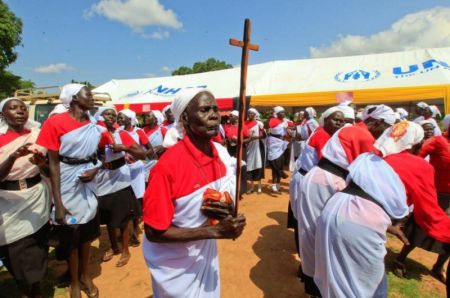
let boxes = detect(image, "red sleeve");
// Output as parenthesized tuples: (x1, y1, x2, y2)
(243, 125, 250, 138)
(143, 169, 174, 230)
(409, 165, 450, 243)
(310, 132, 330, 160)
(36, 119, 61, 151)
(419, 137, 436, 158)
(137, 129, 149, 146)
(161, 127, 168, 138)
(340, 132, 378, 164)
(119, 131, 137, 147)
(98, 132, 112, 148)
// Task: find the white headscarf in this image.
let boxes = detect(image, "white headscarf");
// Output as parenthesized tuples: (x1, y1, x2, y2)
(230, 110, 239, 117)
(395, 112, 401, 120)
(48, 104, 69, 118)
(60, 84, 86, 108)
(339, 101, 352, 107)
(430, 105, 441, 118)
(306, 107, 317, 118)
(361, 104, 396, 125)
(0, 97, 41, 134)
(443, 115, 450, 132)
(417, 102, 429, 109)
(338, 106, 355, 120)
(162, 105, 171, 119)
(374, 121, 424, 157)
(348, 153, 408, 219)
(396, 108, 408, 120)
(419, 120, 433, 127)
(163, 88, 212, 148)
(248, 108, 260, 120)
(356, 111, 362, 119)
(119, 109, 138, 126)
(152, 110, 164, 126)
(274, 106, 284, 116)
(319, 107, 342, 127)
(94, 106, 116, 121)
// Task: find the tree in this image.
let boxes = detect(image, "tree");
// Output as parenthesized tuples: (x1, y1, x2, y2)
(172, 58, 233, 76)
(71, 79, 96, 89)
(0, 0, 23, 72)
(0, 71, 35, 99)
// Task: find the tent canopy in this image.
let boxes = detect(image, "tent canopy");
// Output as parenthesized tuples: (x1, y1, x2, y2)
(93, 47, 450, 113)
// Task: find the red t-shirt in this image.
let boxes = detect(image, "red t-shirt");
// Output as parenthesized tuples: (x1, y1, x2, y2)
(419, 134, 450, 193)
(143, 126, 168, 139)
(338, 121, 379, 164)
(36, 112, 91, 151)
(143, 135, 226, 230)
(127, 127, 149, 146)
(224, 124, 250, 139)
(0, 130, 31, 147)
(98, 130, 136, 148)
(212, 133, 223, 143)
(385, 151, 450, 243)
(307, 127, 331, 160)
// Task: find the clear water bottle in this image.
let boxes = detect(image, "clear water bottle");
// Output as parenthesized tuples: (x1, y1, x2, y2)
(50, 206, 77, 224)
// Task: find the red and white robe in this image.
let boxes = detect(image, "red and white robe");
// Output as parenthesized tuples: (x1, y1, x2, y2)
(267, 118, 288, 161)
(0, 128, 51, 245)
(37, 112, 105, 224)
(245, 120, 265, 172)
(142, 135, 236, 298)
(143, 126, 167, 182)
(297, 122, 378, 279)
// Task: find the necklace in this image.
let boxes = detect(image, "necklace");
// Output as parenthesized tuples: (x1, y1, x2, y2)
(185, 144, 222, 191)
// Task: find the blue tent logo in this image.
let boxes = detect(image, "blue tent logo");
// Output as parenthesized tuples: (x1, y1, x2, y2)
(335, 69, 381, 83)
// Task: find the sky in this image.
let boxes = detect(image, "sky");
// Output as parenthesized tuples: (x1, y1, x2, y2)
(5, 0, 450, 88)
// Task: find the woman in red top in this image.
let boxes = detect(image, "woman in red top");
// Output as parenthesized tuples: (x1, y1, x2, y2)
(97, 107, 145, 267)
(224, 110, 251, 197)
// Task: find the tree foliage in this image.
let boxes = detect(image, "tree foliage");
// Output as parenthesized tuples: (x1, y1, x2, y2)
(71, 79, 96, 90)
(0, 0, 23, 71)
(0, 71, 35, 99)
(172, 58, 233, 76)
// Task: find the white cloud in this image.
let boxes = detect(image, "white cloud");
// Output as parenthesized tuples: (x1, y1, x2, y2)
(310, 6, 450, 58)
(161, 66, 172, 72)
(33, 63, 75, 74)
(144, 73, 157, 78)
(141, 31, 170, 39)
(84, 0, 182, 32)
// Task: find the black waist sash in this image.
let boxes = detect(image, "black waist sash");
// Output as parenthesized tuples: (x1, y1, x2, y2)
(103, 157, 126, 170)
(0, 174, 42, 191)
(299, 168, 308, 176)
(59, 152, 97, 165)
(317, 157, 349, 179)
(341, 181, 387, 214)
(270, 133, 283, 139)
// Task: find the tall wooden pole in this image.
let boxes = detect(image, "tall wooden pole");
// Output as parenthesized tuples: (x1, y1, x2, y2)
(230, 19, 259, 216)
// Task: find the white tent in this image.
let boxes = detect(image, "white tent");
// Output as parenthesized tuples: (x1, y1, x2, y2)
(93, 47, 450, 113)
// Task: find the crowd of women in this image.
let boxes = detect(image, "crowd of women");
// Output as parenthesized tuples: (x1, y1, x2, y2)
(1, 81, 450, 298)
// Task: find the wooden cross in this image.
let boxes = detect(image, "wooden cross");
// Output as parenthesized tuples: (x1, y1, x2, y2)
(230, 19, 259, 217)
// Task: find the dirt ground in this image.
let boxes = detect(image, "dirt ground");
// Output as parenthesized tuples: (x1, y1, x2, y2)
(1, 169, 447, 297)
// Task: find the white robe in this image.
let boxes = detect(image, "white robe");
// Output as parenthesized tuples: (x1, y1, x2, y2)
(267, 122, 288, 161)
(123, 127, 146, 199)
(0, 128, 51, 245)
(246, 122, 262, 172)
(144, 128, 164, 182)
(53, 120, 105, 225)
(97, 131, 132, 197)
(142, 143, 236, 298)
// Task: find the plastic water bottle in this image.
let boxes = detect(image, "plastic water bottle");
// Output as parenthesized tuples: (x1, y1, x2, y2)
(50, 206, 77, 224)
(67, 217, 77, 224)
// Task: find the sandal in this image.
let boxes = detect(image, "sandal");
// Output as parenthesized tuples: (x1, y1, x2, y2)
(246, 189, 254, 195)
(392, 259, 406, 278)
(102, 249, 119, 262)
(131, 236, 141, 247)
(431, 267, 446, 284)
(79, 280, 99, 298)
(116, 255, 131, 267)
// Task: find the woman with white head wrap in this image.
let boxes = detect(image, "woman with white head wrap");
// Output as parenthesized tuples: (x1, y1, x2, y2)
(430, 105, 442, 119)
(0, 97, 50, 297)
(297, 104, 395, 296)
(152, 110, 164, 126)
(143, 87, 246, 298)
(267, 106, 291, 194)
(288, 107, 344, 270)
(338, 105, 355, 125)
(396, 108, 409, 121)
(413, 101, 429, 124)
(118, 108, 154, 246)
(314, 153, 409, 298)
(142, 110, 169, 182)
(413, 105, 442, 136)
(300, 107, 319, 140)
(96, 106, 146, 267)
(245, 108, 267, 194)
(161, 104, 175, 129)
(36, 84, 104, 298)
